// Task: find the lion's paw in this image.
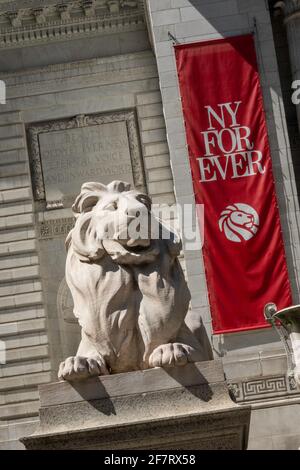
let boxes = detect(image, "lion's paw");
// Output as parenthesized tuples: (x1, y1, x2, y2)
(149, 343, 192, 368)
(58, 355, 109, 381)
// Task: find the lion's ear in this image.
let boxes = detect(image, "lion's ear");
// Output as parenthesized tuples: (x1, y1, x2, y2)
(81, 182, 107, 193)
(72, 182, 108, 215)
(71, 212, 105, 262)
(107, 181, 131, 193)
(72, 193, 100, 215)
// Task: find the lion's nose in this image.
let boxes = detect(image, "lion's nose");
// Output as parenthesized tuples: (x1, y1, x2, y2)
(125, 207, 143, 218)
(128, 211, 140, 219)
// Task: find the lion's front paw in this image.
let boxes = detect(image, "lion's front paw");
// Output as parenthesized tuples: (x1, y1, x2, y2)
(149, 343, 192, 368)
(58, 355, 109, 381)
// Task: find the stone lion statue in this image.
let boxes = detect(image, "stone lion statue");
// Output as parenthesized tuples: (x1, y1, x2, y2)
(58, 181, 212, 381)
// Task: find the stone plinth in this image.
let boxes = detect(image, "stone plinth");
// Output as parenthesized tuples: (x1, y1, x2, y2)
(21, 360, 250, 450)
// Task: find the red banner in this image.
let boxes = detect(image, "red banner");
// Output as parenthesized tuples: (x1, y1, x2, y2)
(175, 34, 292, 333)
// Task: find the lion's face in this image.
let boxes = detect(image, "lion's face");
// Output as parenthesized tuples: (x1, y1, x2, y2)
(230, 210, 253, 228)
(90, 189, 152, 249)
(68, 181, 158, 263)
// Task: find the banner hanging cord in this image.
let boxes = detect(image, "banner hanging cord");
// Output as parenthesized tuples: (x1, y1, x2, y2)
(168, 31, 180, 45)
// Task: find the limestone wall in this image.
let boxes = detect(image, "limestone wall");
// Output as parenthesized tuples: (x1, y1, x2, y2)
(0, 48, 175, 449)
(146, 0, 300, 449)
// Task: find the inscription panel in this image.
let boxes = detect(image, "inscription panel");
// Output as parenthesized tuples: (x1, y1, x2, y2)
(39, 121, 132, 204)
(28, 110, 146, 208)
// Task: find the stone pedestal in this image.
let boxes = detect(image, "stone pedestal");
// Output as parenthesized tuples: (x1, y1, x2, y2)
(21, 360, 250, 450)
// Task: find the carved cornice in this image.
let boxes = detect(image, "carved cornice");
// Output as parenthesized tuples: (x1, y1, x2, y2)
(274, 0, 300, 22)
(0, 0, 145, 48)
(284, 0, 300, 14)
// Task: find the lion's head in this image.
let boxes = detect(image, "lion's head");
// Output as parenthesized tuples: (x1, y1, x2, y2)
(219, 203, 259, 243)
(66, 181, 180, 264)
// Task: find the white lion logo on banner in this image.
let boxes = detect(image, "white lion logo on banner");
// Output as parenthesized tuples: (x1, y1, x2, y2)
(219, 203, 259, 243)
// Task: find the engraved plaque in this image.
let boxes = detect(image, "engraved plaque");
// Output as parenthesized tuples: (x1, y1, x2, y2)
(39, 121, 132, 204)
(27, 110, 146, 208)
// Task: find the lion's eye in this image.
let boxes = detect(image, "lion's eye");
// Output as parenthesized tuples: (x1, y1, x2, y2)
(104, 201, 118, 211)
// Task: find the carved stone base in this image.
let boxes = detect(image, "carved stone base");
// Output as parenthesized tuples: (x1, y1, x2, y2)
(21, 360, 250, 450)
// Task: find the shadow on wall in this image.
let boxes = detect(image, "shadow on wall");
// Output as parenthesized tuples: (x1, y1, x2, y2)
(71, 379, 117, 417)
(164, 363, 213, 401)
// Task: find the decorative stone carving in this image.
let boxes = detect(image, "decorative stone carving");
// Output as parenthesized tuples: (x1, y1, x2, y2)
(0, 0, 145, 48)
(38, 217, 75, 239)
(33, 7, 51, 24)
(6, 9, 26, 27)
(107, 0, 120, 14)
(27, 110, 146, 207)
(82, 0, 96, 17)
(58, 180, 212, 380)
(274, 0, 300, 21)
(46, 200, 64, 210)
(74, 114, 89, 128)
(57, 3, 72, 21)
(57, 277, 77, 325)
(228, 373, 300, 403)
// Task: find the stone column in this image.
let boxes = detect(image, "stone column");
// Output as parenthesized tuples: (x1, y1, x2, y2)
(281, 0, 300, 133)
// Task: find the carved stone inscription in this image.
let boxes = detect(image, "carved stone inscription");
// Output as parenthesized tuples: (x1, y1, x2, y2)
(28, 111, 146, 208)
(39, 121, 133, 205)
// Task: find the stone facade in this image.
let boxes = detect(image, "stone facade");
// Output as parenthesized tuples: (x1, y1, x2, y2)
(0, 0, 176, 449)
(0, 0, 300, 450)
(145, 0, 300, 450)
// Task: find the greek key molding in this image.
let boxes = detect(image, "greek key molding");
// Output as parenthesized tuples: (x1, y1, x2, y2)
(38, 217, 75, 239)
(0, 1, 144, 49)
(27, 109, 146, 204)
(228, 374, 299, 403)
